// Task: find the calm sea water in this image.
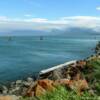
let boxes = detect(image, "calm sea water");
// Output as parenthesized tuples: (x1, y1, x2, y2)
(0, 35, 99, 83)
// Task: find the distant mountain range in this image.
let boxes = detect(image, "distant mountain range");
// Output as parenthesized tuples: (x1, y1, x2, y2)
(0, 27, 99, 36)
(59, 27, 100, 37)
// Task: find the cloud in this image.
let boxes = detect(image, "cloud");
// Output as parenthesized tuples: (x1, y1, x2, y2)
(0, 16, 9, 21)
(58, 16, 100, 32)
(96, 7, 100, 11)
(0, 16, 100, 32)
(24, 14, 32, 17)
(31, 18, 48, 23)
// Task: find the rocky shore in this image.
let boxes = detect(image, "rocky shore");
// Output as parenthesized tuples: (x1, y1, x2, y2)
(0, 41, 100, 100)
(95, 41, 100, 54)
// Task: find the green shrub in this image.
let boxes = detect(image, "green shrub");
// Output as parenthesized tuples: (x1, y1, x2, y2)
(20, 57, 100, 100)
(21, 86, 98, 100)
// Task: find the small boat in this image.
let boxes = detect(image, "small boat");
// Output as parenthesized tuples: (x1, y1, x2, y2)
(40, 36, 43, 40)
(8, 36, 12, 41)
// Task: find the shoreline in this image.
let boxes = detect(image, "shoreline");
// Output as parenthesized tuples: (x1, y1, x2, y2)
(0, 36, 97, 84)
(0, 42, 99, 99)
(0, 54, 98, 84)
(0, 55, 99, 100)
(0, 60, 77, 86)
(0, 54, 97, 93)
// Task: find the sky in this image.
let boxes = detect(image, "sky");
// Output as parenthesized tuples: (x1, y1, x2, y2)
(0, 0, 100, 35)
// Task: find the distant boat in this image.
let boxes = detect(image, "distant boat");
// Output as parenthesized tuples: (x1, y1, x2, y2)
(40, 36, 43, 40)
(7, 36, 12, 41)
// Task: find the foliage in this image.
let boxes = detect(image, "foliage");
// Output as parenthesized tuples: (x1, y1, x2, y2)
(21, 56, 100, 100)
(21, 86, 99, 100)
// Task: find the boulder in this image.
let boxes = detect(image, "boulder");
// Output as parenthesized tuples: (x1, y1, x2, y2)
(51, 68, 63, 80)
(23, 77, 33, 87)
(38, 79, 55, 91)
(26, 82, 37, 97)
(9, 87, 20, 94)
(26, 79, 55, 97)
(69, 79, 89, 95)
(23, 81, 32, 87)
(0, 85, 8, 94)
(27, 77, 33, 83)
(16, 80, 22, 85)
(54, 79, 71, 86)
(2, 86, 8, 94)
(34, 85, 46, 97)
(21, 87, 28, 96)
(10, 82, 16, 88)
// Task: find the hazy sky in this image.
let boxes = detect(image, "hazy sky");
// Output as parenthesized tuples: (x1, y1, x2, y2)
(0, 0, 100, 34)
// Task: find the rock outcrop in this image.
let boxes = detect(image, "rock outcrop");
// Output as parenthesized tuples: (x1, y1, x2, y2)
(26, 79, 55, 97)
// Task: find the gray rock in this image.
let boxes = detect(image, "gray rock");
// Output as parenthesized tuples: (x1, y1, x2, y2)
(27, 77, 33, 83)
(21, 87, 28, 96)
(9, 87, 20, 94)
(52, 68, 63, 80)
(2, 86, 8, 94)
(16, 80, 22, 85)
(11, 82, 16, 88)
(0, 85, 8, 94)
(23, 81, 31, 87)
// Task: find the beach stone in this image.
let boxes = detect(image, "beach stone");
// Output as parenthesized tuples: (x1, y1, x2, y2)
(2, 86, 8, 94)
(27, 77, 33, 83)
(16, 80, 22, 85)
(21, 87, 28, 96)
(9, 87, 20, 94)
(23, 78, 34, 87)
(11, 82, 16, 88)
(0, 85, 8, 94)
(23, 81, 32, 87)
